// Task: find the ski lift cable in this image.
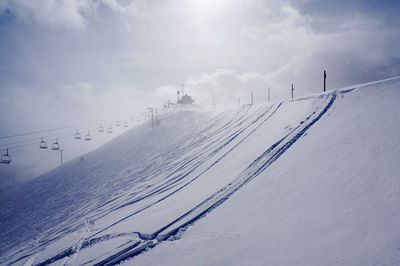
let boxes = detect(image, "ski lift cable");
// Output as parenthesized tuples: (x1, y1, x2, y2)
(0, 120, 118, 148)
(0, 118, 130, 152)
(0, 112, 142, 152)
(0, 113, 134, 146)
(0, 134, 71, 151)
(0, 141, 76, 178)
(0, 124, 96, 148)
(0, 129, 83, 151)
(0, 116, 121, 140)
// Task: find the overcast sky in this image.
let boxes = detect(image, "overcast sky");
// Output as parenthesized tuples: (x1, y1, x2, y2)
(1, 0, 400, 187)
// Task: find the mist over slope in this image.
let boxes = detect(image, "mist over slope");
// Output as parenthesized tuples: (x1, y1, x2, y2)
(1, 77, 400, 265)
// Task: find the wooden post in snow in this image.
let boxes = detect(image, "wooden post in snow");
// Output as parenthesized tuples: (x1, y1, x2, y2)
(291, 84, 294, 99)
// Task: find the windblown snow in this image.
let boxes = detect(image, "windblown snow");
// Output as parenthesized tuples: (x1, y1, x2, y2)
(1, 77, 400, 265)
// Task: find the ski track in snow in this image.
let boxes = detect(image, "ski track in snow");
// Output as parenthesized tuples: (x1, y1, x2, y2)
(4, 89, 354, 266)
(91, 93, 337, 266)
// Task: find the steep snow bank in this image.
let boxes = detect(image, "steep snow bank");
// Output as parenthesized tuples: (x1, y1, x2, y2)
(1, 77, 399, 265)
(129, 78, 400, 265)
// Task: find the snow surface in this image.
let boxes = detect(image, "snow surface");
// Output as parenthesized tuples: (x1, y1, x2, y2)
(1, 77, 400, 265)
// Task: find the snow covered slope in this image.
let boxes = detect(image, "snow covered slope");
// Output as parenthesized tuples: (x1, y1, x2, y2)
(1, 77, 400, 265)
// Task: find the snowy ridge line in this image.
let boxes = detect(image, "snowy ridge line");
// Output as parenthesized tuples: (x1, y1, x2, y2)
(27, 104, 279, 266)
(93, 92, 338, 264)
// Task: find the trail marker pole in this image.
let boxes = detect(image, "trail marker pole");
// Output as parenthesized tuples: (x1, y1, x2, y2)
(291, 84, 294, 99)
(60, 149, 63, 165)
(251, 91, 254, 105)
(324, 70, 327, 92)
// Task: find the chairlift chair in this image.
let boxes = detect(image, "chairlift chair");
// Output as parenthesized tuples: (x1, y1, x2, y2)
(1, 149, 11, 164)
(107, 127, 113, 133)
(116, 121, 121, 127)
(85, 131, 91, 141)
(123, 121, 128, 127)
(40, 137, 48, 149)
(51, 138, 60, 150)
(75, 130, 81, 139)
(98, 125, 104, 133)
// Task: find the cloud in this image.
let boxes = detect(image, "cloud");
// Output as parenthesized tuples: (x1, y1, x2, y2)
(0, 0, 146, 30)
(0, 0, 89, 30)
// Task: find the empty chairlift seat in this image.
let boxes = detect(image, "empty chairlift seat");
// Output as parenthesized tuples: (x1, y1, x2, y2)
(85, 131, 91, 141)
(123, 121, 128, 127)
(40, 137, 48, 149)
(98, 125, 104, 132)
(107, 127, 113, 133)
(75, 130, 81, 139)
(51, 138, 60, 150)
(1, 149, 11, 164)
